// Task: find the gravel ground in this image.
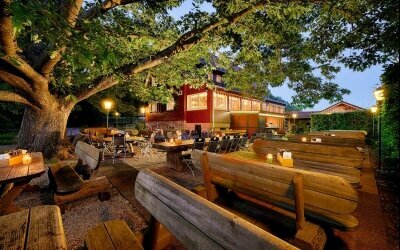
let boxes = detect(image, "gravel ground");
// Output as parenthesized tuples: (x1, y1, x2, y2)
(14, 165, 147, 250)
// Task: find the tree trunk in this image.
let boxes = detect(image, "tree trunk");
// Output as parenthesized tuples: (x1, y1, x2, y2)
(17, 102, 72, 158)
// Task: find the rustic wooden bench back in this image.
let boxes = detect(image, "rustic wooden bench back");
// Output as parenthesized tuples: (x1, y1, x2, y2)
(253, 139, 363, 168)
(309, 131, 366, 140)
(287, 135, 365, 148)
(75, 141, 101, 170)
(135, 168, 297, 250)
(192, 150, 359, 230)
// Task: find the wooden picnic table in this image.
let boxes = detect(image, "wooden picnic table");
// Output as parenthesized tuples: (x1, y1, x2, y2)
(0, 205, 67, 249)
(152, 139, 210, 171)
(0, 152, 45, 215)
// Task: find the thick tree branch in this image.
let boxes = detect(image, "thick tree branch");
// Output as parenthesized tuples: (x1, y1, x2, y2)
(0, 69, 34, 95)
(80, 0, 140, 20)
(40, 0, 84, 79)
(124, 0, 269, 75)
(0, 0, 47, 86)
(68, 76, 119, 108)
(0, 90, 38, 109)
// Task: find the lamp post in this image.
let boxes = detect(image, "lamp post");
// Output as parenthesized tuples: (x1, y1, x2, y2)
(102, 100, 113, 128)
(114, 111, 120, 128)
(370, 106, 378, 137)
(373, 87, 384, 170)
(292, 113, 297, 124)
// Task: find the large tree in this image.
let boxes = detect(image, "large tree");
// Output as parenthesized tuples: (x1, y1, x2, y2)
(0, 0, 397, 156)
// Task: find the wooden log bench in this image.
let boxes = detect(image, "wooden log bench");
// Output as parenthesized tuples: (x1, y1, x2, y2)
(229, 150, 361, 186)
(308, 130, 366, 140)
(85, 169, 296, 250)
(253, 139, 364, 168)
(192, 150, 360, 249)
(48, 141, 111, 205)
(0, 205, 67, 249)
(287, 134, 365, 148)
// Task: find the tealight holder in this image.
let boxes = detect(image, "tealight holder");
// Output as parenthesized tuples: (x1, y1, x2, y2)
(266, 153, 273, 163)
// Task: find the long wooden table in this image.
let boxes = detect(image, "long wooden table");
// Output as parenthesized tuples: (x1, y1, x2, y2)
(0, 152, 45, 215)
(0, 205, 67, 249)
(152, 139, 210, 171)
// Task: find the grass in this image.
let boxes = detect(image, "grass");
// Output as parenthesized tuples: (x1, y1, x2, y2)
(0, 130, 18, 145)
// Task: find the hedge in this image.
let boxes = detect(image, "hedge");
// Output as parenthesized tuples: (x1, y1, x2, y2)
(310, 111, 373, 136)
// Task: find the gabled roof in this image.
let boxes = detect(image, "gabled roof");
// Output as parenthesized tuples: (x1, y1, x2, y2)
(320, 101, 365, 113)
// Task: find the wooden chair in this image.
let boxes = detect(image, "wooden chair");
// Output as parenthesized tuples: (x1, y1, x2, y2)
(239, 134, 248, 150)
(48, 141, 111, 205)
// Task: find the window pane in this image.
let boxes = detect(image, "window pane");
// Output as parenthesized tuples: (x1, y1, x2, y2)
(167, 100, 175, 111)
(214, 93, 227, 110)
(229, 96, 240, 111)
(252, 101, 260, 111)
(187, 92, 207, 110)
(242, 99, 251, 111)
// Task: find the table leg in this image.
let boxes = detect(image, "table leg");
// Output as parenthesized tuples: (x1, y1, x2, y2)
(166, 151, 184, 171)
(0, 180, 30, 216)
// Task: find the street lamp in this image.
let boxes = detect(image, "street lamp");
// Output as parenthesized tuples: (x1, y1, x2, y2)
(292, 113, 297, 125)
(114, 111, 120, 128)
(102, 100, 113, 128)
(370, 106, 377, 137)
(140, 107, 145, 118)
(373, 87, 384, 170)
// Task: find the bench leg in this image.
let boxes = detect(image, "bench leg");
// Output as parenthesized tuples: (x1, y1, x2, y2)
(143, 216, 160, 250)
(293, 173, 306, 231)
(54, 176, 111, 205)
(0, 180, 29, 215)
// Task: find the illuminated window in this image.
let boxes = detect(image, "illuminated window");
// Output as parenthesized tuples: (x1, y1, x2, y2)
(262, 103, 267, 111)
(150, 103, 157, 112)
(242, 99, 251, 111)
(187, 92, 207, 110)
(252, 101, 261, 111)
(214, 93, 227, 110)
(213, 74, 222, 83)
(166, 100, 175, 111)
(229, 96, 240, 111)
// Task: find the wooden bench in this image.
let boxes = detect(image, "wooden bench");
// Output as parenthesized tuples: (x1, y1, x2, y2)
(85, 220, 143, 250)
(85, 169, 296, 250)
(229, 150, 361, 185)
(134, 168, 297, 250)
(0, 205, 67, 249)
(49, 141, 111, 204)
(192, 150, 359, 231)
(287, 134, 365, 148)
(253, 139, 364, 168)
(309, 130, 366, 140)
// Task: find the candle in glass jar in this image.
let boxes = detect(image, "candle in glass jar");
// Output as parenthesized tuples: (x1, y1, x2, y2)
(169, 138, 174, 144)
(301, 137, 307, 142)
(22, 154, 32, 164)
(266, 153, 273, 163)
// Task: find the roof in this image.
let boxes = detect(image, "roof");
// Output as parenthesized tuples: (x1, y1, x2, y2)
(286, 111, 317, 119)
(265, 98, 286, 106)
(320, 101, 365, 113)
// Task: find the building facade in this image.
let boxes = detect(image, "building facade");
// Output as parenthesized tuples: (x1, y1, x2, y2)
(145, 72, 286, 135)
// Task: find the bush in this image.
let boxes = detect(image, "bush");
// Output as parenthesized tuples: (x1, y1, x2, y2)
(311, 111, 373, 136)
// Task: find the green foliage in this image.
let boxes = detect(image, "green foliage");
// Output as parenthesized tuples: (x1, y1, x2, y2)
(380, 63, 399, 162)
(311, 111, 373, 135)
(0, 131, 18, 145)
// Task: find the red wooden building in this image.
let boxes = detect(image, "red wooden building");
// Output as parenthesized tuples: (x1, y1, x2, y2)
(145, 73, 286, 135)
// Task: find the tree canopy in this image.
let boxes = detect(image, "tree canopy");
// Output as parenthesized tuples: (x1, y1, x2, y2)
(0, 0, 398, 153)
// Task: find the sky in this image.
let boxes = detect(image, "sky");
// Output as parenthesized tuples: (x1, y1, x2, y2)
(169, 1, 383, 111)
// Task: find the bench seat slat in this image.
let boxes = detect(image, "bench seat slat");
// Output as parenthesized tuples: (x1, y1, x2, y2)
(50, 164, 84, 193)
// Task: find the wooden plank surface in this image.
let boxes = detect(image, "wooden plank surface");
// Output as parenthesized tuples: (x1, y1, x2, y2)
(75, 141, 101, 170)
(230, 151, 360, 185)
(135, 168, 298, 250)
(309, 131, 366, 140)
(0, 166, 12, 182)
(50, 163, 84, 193)
(85, 223, 116, 250)
(0, 152, 45, 184)
(192, 151, 359, 229)
(28, 152, 45, 175)
(27, 205, 67, 249)
(0, 208, 29, 249)
(253, 140, 363, 168)
(288, 135, 365, 147)
(104, 220, 143, 250)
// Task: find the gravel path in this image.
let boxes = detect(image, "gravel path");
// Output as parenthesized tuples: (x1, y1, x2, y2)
(14, 165, 147, 250)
